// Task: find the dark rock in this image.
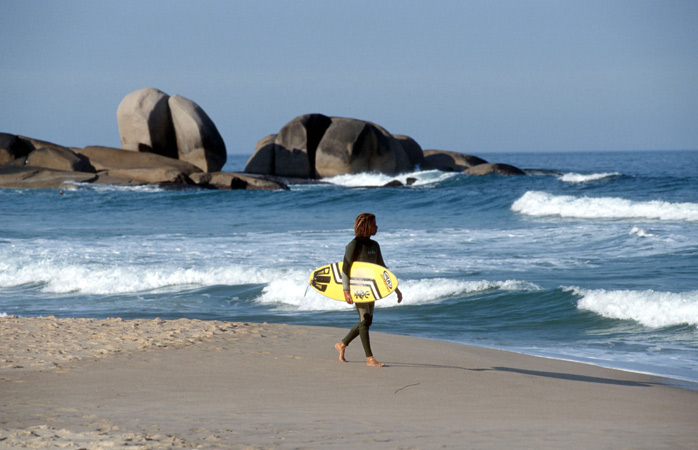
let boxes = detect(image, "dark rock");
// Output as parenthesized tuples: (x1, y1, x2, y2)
(382, 180, 404, 187)
(464, 163, 526, 176)
(422, 150, 488, 171)
(315, 117, 410, 177)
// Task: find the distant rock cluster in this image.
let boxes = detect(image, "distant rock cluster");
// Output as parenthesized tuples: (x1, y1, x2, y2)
(0, 88, 287, 191)
(0, 134, 287, 190)
(1, 88, 525, 191)
(245, 113, 525, 180)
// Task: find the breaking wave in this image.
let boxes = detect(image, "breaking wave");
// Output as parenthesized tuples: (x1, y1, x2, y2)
(569, 287, 698, 328)
(512, 191, 698, 222)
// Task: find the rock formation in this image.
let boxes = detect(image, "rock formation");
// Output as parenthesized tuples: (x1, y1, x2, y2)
(2, 97, 529, 191)
(245, 114, 413, 179)
(421, 149, 488, 171)
(117, 88, 226, 172)
(0, 134, 286, 191)
(464, 163, 526, 176)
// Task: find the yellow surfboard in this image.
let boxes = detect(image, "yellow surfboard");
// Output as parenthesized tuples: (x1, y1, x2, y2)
(308, 261, 399, 302)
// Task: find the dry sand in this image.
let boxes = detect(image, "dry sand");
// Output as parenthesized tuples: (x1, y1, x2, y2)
(1, 315, 697, 449)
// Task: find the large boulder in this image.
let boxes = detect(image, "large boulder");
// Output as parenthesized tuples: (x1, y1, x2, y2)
(116, 88, 177, 158)
(117, 88, 226, 171)
(245, 114, 414, 179)
(274, 113, 332, 178)
(422, 150, 488, 171)
(464, 163, 526, 176)
(26, 147, 95, 173)
(315, 118, 395, 177)
(168, 94, 226, 172)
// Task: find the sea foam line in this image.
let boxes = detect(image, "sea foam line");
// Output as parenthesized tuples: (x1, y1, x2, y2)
(559, 172, 621, 183)
(569, 287, 698, 328)
(512, 191, 698, 222)
(0, 262, 276, 295)
(265, 275, 541, 311)
(322, 170, 456, 187)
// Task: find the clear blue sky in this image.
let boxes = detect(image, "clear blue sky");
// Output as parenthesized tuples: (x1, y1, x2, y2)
(2, 1, 696, 154)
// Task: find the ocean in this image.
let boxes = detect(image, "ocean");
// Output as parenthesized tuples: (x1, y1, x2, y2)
(1, 150, 697, 386)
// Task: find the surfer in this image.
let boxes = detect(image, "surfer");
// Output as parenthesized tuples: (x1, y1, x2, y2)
(335, 213, 403, 367)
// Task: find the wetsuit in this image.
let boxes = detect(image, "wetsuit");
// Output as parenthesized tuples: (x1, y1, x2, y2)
(340, 237, 386, 357)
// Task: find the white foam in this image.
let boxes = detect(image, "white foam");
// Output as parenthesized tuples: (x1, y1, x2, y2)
(512, 191, 698, 222)
(559, 172, 620, 183)
(569, 287, 698, 328)
(64, 182, 165, 193)
(322, 170, 456, 187)
(258, 274, 541, 311)
(629, 226, 654, 237)
(0, 260, 276, 295)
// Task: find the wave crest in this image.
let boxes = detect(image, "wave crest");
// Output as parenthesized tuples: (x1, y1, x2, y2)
(569, 287, 698, 328)
(512, 191, 698, 222)
(559, 172, 621, 183)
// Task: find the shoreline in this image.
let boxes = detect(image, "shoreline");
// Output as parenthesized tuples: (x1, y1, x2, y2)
(5, 312, 695, 390)
(2, 316, 698, 449)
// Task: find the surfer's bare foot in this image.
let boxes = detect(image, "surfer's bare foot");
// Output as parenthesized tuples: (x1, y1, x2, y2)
(335, 342, 347, 362)
(366, 356, 385, 367)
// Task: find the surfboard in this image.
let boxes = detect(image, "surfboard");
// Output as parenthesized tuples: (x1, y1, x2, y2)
(308, 261, 398, 303)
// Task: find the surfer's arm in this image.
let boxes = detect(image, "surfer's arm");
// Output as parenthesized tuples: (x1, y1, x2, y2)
(342, 240, 357, 291)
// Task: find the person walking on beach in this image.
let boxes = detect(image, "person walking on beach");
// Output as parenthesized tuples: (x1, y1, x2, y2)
(335, 213, 403, 367)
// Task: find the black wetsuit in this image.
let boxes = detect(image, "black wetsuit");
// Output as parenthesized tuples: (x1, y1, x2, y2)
(341, 237, 386, 357)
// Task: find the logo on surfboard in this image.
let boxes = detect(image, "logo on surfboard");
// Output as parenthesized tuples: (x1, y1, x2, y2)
(382, 271, 392, 290)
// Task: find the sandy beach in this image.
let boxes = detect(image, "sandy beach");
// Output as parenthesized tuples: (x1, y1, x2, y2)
(1, 316, 696, 449)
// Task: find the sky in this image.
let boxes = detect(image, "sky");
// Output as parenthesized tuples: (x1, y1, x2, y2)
(2, 1, 697, 155)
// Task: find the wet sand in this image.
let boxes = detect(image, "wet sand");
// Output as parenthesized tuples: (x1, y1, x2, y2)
(1, 316, 697, 449)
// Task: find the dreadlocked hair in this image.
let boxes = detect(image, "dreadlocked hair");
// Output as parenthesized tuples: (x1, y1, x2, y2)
(354, 213, 376, 238)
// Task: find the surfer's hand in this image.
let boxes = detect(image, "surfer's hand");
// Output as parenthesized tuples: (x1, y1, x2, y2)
(343, 290, 354, 304)
(396, 288, 403, 304)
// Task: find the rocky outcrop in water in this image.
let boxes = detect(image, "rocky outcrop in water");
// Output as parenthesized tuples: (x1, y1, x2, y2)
(245, 114, 525, 179)
(0, 134, 287, 191)
(245, 114, 417, 179)
(1, 93, 528, 191)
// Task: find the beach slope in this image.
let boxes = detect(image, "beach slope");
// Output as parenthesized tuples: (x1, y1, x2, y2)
(1, 316, 696, 449)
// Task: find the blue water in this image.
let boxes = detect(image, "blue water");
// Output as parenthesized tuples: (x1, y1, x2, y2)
(1, 150, 697, 384)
